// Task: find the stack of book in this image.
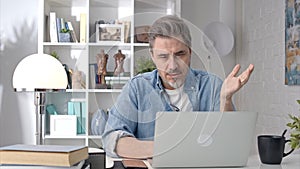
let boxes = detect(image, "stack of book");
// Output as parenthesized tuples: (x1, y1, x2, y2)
(0, 144, 88, 169)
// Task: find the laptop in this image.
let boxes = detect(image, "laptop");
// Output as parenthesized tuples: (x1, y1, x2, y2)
(152, 111, 258, 168)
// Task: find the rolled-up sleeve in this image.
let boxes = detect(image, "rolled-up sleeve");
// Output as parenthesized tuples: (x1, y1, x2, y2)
(101, 82, 139, 157)
(102, 129, 133, 157)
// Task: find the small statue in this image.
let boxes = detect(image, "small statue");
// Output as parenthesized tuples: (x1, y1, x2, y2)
(72, 70, 85, 89)
(113, 50, 126, 76)
(96, 49, 109, 85)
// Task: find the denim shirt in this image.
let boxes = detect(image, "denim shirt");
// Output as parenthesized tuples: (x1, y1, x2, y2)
(102, 68, 223, 157)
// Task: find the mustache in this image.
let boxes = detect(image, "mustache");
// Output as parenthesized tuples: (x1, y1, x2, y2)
(166, 69, 181, 74)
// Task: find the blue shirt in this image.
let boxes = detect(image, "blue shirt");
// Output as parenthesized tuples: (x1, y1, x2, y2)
(102, 68, 223, 157)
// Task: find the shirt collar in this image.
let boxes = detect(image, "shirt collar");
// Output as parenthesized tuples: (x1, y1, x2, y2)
(155, 68, 198, 91)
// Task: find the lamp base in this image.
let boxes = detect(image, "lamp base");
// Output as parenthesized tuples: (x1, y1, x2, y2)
(35, 92, 45, 145)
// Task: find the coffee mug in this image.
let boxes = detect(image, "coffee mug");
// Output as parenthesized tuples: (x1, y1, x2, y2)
(257, 135, 294, 164)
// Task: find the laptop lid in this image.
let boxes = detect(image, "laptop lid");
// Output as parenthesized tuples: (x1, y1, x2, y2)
(152, 111, 258, 168)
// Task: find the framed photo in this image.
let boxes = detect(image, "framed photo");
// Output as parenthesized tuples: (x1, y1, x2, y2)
(285, 0, 300, 85)
(50, 115, 77, 136)
(134, 25, 150, 43)
(96, 24, 124, 43)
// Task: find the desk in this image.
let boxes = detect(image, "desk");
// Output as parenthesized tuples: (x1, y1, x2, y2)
(246, 154, 300, 169)
(109, 154, 300, 169)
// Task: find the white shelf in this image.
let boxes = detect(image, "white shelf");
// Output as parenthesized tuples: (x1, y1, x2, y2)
(43, 42, 87, 47)
(88, 42, 132, 47)
(41, 0, 180, 147)
(87, 89, 123, 93)
(45, 134, 87, 139)
(88, 135, 102, 139)
(134, 43, 149, 47)
(66, 89, 86, 93)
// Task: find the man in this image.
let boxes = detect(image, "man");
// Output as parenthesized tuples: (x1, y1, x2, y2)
(102, 15, 254, 158)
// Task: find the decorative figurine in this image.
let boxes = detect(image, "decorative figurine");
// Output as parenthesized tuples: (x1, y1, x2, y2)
(72, 70, 85, 89)
(96, 49, 109, 86)
(113, 49, 126, 76)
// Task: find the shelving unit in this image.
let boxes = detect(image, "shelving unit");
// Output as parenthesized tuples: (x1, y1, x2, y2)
(39, 0, 180, 147)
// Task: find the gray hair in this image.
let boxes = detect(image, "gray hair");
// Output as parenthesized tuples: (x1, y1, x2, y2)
(148, 15, 191, 50)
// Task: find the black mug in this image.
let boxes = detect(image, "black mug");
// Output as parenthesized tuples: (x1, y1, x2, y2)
(257, 135, 294, 164)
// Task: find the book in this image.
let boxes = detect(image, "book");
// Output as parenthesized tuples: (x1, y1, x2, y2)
(44, 14, 50, 42)
(80, 13, 87, 43)
(56, 18, 71, 42)
(0, 144, 88, 167)
(56, 18, 62, 42)
(67, 21, 78, 43)
(90, 63, 100, 85)
(89, 64, 96, 89)
(0, 160, 85, 169)
(60, 18, 66, 31)
(85, 148, 106, 169)
(68, 99, 86, 134)
(116, 20, 131, 43)
(123, 21, 131, 43)
(81, 102, 86, 134)
(49, 12, 58, 43)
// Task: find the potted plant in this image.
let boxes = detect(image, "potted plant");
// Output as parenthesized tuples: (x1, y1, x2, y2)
(286, 100, 300, 149)
(58, 28, 71, 42)
(50, 51, 59, 60)
(135, 57, 156, 75)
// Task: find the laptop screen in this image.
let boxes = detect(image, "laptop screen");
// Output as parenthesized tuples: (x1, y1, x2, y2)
(152, 111, 258, 168)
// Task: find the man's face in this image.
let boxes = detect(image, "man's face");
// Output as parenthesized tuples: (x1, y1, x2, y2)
(151, 37, 191, 90)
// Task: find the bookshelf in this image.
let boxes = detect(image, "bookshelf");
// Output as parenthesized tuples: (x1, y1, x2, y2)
(39, 0, 181, 147)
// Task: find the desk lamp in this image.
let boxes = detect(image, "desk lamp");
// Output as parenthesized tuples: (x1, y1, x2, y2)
(12, 53, 68, 144)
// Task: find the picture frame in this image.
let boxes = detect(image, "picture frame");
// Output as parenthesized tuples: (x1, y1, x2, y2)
(96, 24, 124, 43)
(285, 0, 300, 85)
(50, 115, 77, 136)
(134, 25, 150, 43)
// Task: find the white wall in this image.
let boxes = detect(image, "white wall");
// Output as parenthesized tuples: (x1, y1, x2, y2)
(0, 0, 38, 146)
(182, 0, 236, 78)
(237, 0, 300, 154)
(182, 0, 300, 155)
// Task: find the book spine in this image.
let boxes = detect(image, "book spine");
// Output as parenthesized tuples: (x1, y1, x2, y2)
(68, 101, 86, 134)
(65, 22, 69, 30)
(49, 12, 58, 43)
(56, 18, 62, 42)
(80, 13, 87, 43)
(81, 102, 86, 134)
(68, 102, 75, 115)
(95, 64, 99, 84)
(60, 18, 66, 31)
(73, 102, 82, 134)
(89, 64, 96, 89)
(67, 22, 78, 43)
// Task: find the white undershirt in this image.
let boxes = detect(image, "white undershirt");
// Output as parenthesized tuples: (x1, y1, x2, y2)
(165, 85, 193, 111)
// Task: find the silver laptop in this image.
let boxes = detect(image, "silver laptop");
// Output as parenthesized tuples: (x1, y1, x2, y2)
(152, 111, 258, 168)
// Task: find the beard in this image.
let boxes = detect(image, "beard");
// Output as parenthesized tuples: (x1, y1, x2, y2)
(159, 67, 189, 89)
(167, 78, 184, 89)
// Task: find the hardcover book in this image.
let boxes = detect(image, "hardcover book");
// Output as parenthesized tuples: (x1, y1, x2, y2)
(80, 13, 87, 43)
(49, 12, 58, 43)
(0, 144, 88, 167)
(0, 160, 85, 169)
(67, 21, 78, 43)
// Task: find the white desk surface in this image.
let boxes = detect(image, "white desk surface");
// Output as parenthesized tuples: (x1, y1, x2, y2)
(245, 154, 300, 169)
(109, 153, 300, 169)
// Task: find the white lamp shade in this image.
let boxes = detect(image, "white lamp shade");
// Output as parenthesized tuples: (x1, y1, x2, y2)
(12, 53, 68, 91)
(203, 21, 234, 57)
